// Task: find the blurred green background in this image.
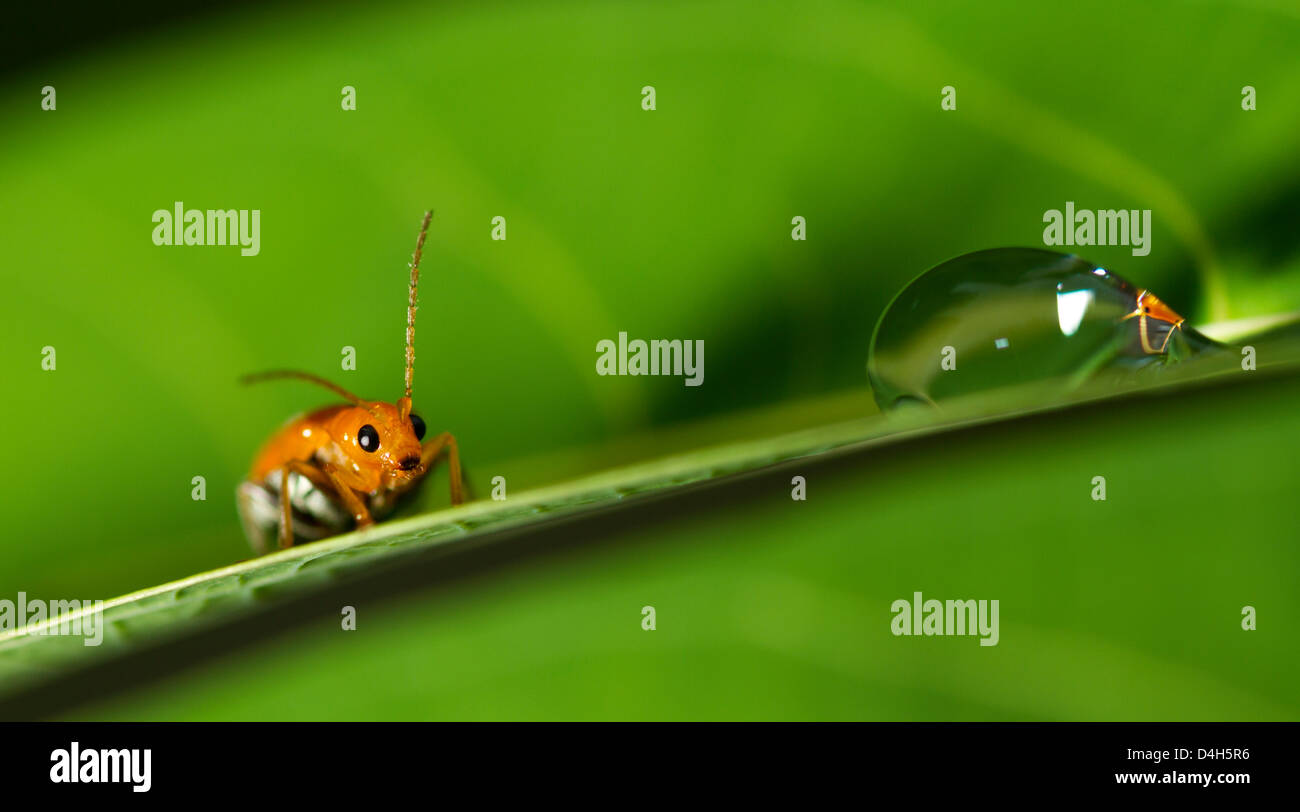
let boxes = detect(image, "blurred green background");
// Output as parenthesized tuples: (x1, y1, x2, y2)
(1, 0, 1297, 719)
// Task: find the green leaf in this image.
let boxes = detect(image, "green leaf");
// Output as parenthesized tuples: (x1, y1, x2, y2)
(4, 334, 1298, 718)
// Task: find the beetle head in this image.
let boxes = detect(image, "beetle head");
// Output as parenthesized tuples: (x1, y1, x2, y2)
(326, 399, 427, 478)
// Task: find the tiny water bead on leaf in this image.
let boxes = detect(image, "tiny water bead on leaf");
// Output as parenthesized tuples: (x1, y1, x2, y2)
(867, 248, 1224, 411)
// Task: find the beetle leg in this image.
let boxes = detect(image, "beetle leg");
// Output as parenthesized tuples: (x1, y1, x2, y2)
(277, 463, 332, 547)
(279, 468, 294, 548)
(1126, 313, 1161, 354)
(290, 459, 374, 526)
(277, 460, 373, 548)
(420, 432, 464, 506)
(1157, 321, 1182, 354)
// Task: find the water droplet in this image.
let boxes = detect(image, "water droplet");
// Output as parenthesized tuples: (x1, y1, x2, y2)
(867, 248, 1222, 410)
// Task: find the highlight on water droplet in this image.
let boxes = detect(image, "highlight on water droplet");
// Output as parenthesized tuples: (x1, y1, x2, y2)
(866, 248, 1223, 411)
(1055, 289, 1093, 336)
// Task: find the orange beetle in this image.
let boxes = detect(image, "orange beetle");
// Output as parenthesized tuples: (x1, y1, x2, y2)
(1121, 288, 1186, 354)
(236, 212, 463, 554)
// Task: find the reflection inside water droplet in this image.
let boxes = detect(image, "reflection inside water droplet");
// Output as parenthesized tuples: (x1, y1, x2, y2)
(867, 248, 1223, 411)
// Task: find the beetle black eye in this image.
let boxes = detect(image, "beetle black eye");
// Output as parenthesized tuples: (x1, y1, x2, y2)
(357, 424, 379, 452)
(410, 413, 426, 441)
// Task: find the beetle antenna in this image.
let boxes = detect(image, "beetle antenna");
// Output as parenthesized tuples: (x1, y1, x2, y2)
(405, 210, 433, 402)
(241, 369, 367, 407)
